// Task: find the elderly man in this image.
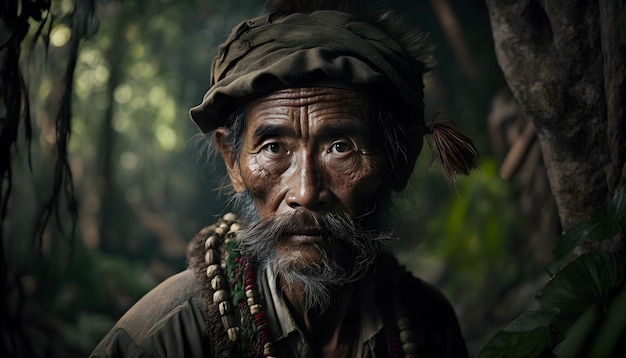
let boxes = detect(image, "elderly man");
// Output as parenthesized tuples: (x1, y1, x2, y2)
(91, 1, 478, 357)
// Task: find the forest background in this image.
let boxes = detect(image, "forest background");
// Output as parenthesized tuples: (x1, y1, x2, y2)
(3, 0, 621, 357)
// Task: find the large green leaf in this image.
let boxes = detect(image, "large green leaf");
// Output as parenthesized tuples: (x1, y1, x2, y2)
(478, 326, 551, 358)
(606, 186, 626, 229)
(587, 287, 626, 356)
(557, 287, 626, 357)
(549, 186, 626, 276)
(538, 252, 624, 329)
(502, 311, 556, 332)
(554, 304, 600, 357)
(548, 221, 599, 275)
(481, 188, 626, 357)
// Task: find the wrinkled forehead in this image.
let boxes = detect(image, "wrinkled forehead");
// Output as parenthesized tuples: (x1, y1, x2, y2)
(246, 87, 369, 117)
(241, 87, 374, 138)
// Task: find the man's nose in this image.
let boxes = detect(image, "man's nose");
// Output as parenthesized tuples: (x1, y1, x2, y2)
(284, 152, 332, 210)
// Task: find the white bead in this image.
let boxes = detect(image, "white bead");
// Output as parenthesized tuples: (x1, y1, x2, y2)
(399, 330, 414, 343)
(204, 249, 219, 264)
(227, 327, 239, 341)
(402, 342, 416, 354)
(229, 223, 241, 233)
(211, 275, 225, 290)
(206, 264, 220, 278)
(223, 212, 236, 222)
(204, 236, 219, 249)
(249, 304, 261, 314)
(219, 300, 232, 315)
(263, 342, 275, 355)
(213, 289, 229, 303)
(397, 317, 411, 330)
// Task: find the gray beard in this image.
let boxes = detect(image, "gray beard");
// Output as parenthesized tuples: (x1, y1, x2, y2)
(236, 210, 394, 314)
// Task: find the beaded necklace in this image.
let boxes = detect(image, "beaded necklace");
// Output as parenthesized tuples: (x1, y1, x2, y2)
(201, 213, 418, 358)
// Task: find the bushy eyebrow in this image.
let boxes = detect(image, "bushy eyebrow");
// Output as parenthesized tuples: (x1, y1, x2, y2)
(250, 119, 371, 142)
(252, 124, 294, 140)
(315, 121, 367, 139)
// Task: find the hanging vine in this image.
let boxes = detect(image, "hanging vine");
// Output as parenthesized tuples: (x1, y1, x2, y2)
(0, 0, 97, 356)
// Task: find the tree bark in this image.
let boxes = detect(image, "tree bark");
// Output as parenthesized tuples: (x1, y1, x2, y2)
(484, 0, 626, 229)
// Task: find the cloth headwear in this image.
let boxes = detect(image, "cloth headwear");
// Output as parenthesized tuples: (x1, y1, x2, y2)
(190, 3, 479, 179)
(189, 9, 434, 133)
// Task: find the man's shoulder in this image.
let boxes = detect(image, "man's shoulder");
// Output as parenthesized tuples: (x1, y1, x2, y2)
(90, 270, 210, 358)
(116, 270, 205, 332)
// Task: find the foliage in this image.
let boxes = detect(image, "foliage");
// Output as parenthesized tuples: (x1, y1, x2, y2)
(2, 0, 534, 357)
(68, 0, 265, 259)
(18, 240, 155, 358)
(479, 187, 626, 357)
(425, 159, 521, 276)
(390, 155, 530, 350)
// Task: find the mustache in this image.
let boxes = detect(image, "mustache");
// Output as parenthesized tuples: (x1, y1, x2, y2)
(236, 211, 395, 313)
(236, 211, 394, 261)
(243, 211, 353, 243)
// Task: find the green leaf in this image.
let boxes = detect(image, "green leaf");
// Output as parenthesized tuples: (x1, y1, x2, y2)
(555, 289, 626, 357)
(606, 186, 626, 228)
(554, 304, 601, 357)
(587, 210, 620, 243)
(550, 186, 626, 275)
(587, 288, 626, 357)
(538, 252, 624, 329)
(552, 221, 593, 260)
(478, 326, 551, 358)
(549, 221, 598, 275)
(503, 311, 556, 333)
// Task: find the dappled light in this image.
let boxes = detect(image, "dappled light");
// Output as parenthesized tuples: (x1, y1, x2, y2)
(8, 0, 623, 357)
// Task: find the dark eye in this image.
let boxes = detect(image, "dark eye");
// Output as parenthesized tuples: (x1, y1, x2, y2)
(328, 142, 353, 153)
(262, 142, 282, 154)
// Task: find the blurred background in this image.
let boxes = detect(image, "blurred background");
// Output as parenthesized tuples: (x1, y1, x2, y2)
(2, 0, 562, 356)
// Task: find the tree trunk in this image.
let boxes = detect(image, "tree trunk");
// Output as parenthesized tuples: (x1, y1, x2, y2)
(484, 0, 626, 230)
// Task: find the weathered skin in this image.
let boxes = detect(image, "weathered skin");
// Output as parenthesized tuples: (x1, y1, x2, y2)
(215, 87, 395, 356)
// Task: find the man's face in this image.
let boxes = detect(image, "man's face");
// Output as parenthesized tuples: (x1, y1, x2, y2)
(218, 87, 390, 267)
(238, 87, 388, 216)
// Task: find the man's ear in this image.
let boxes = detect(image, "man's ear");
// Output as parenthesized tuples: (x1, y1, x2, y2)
(391, 129, 422, 192)
(214, 128, 245, 193)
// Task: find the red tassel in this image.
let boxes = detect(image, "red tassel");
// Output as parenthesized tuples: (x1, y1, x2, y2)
(425, 113, 479, 180)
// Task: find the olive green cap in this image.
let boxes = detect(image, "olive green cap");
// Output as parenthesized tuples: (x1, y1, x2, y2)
(189, 10, 433, 133)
